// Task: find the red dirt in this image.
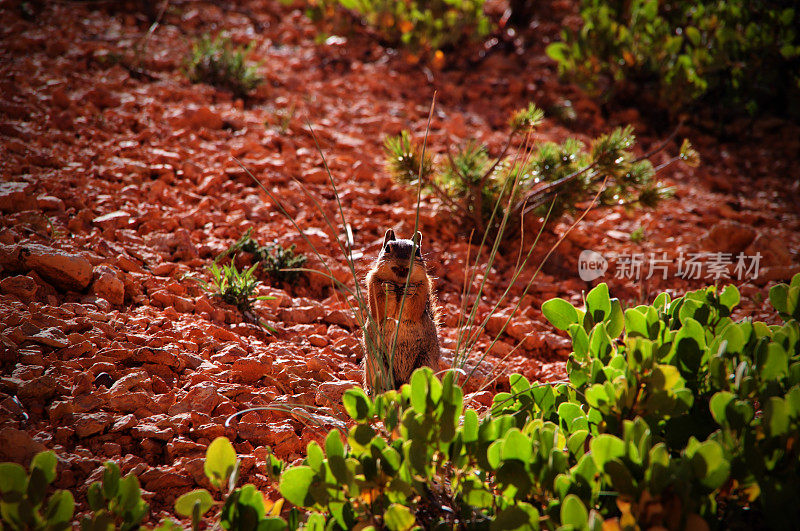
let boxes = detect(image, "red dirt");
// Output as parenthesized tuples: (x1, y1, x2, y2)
(1, 0, 798, 522)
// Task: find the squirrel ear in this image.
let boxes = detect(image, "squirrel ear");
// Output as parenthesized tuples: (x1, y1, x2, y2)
(383, 229, 396, 247)
(412, 231, 422, 247)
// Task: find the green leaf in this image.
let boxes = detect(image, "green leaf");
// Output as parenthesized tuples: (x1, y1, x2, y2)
(545, 42, 570, 63)
(560, 494, 588, 528)
(342, 388, 372, 422)
(719, 285, 740, 310)
(502, 428, 532, 462)
(586, 283, 612, 322)
(709, 391, 735, 426)
(204, 437, 237, 489)
(31, 450, 58, 485)
(569, 324, 590, 359)
(30, 451, 57, 486)
(410, 369, 428, 413)
(491, 503, 540, 530)
(0, 463, 27, 494)
(759, 342, 789, 380)
(278, 466, 314, 507)
(764, 397, 790, 437)
(542, 298, 579, 330)
(117, 474, 143, 512)
(463, 409, 478, 443)
(45, 490, 75, 524)
(87, 482, 105, 511)
(325, 430, 344, 459)
(689, 440, 730, 490)
(590, 434, 625, 468)
(624, 308, 648, 338)
(306, 442, 323, 472)
(174, 490, 214, 518)
(384, 504, 415, 531)
(770, 284, 789, 313)
(607, 298, 624, 337)
(102, 461, 120, 500)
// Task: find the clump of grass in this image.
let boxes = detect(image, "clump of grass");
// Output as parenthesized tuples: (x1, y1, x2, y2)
(193, 262, 273, 313)
(384, 103, 691, 238)
(184, 34, 263, 98)
(218, 228, 308, 285)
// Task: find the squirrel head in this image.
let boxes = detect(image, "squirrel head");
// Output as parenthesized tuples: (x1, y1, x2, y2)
(375, 229, 427, 284)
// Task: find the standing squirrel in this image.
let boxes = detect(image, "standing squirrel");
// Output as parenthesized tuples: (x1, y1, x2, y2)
(363, 229, 441, 393)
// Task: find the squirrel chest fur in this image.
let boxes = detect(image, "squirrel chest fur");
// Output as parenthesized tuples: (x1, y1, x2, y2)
(363, 229, 440, 393)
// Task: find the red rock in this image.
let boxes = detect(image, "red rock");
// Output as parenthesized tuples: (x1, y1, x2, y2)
(20, 244, 93, 290)
(102, 442, 122, 457)
(93, 210, 131, 231)
(73, 412, 112, 438)
(704, 221, 756, 253)
(109, 370, 150, 396)
(36, 195, 65, 211)
(231, 358, 271, 384)
(0, 275, 38, 300)
(185, 106, 223, 130)
(131, 424, 175, 441)
(140, 467, 194, 490)
(17, 375, 58, 400)
(315, 380, 357, 406)
(111, 414, 138, 432)
(91, 265, 125, 306)
(0, 427, 46, 462)
(184, 381, 223, 412)
(0, 182, 36, 213)
(110, 391, 157, 414)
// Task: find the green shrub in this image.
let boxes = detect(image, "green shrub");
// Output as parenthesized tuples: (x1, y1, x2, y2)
(384, 103, 692, 237)
(185, 34, 263, 98)
(191, 261, 274, 313)
(268, 273, 800, 529)
(304, 0, 492, 60)
(0, 452, 75, 530)
(546, 0, 800, 119)
(219, 229, 308, 285)
(82, 462, 149, 530)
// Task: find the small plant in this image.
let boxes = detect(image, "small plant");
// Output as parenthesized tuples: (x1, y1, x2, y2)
(270, 103, 296, 135)
(304, 0, 492, 61)
(193, 261, 273, 313)
(185, 34, 263, 99)
(545, 0, 800, 120)
(384, 103, 688, 237)
(172, 437, 285, 531)
(218, 229, 308, 285)
(0, 452, 75, 530)
(629, 226, 645, 242)
(82, 462, 149, 530)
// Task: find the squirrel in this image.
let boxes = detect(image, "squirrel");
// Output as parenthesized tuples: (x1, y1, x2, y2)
(362, 229, 441, 394)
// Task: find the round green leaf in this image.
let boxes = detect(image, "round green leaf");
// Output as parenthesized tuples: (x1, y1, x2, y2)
(690, 440, 730, 490)
(586, 283, 612, 322)
(306, 442, 323, 472)
(31, 451, 58, 484)
(384, 503, 415, 531)
(709, 391, 735, 426)
(590, 434, 625, 468)
(542, 298, 579, 331)
(410, 369, 428, 413)
(560, 494, 588, 528)
(0, 463, 27, 494)
(325, 430, 344, 459)
(174, 489, 214, 518)
(278, 466, 315, 507)
(45, 490, 74, 524)
(342, 388, 372, 422)
(501, 428, 532, 462)
(204, 437, 237, 489)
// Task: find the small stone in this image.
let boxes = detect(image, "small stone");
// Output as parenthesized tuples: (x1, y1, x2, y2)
(0, 182, 36, 213)
(185, 106, 223, 130)
(0, 275, 38, 300)
(27, 327, 69, 348)
(17, 375, 58, 400)
(131, 424, 175, 442)
(92, 210, 131, 230)
(0, 428, 45, 462)
(315, 380, 357, 407)
(102, 442, 122, 457)
(91, 265, 125, 306)
(74, 412, 112, 438)
(111, 414, 138, 432)
(20, 244, 93, 290)
(36, 195, 65, 211)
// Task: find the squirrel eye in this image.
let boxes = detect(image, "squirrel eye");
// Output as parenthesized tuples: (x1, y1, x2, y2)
(415, 247, 421, 257)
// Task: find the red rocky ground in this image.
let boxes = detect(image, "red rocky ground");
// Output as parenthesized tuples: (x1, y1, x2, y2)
(1, 0, 798, 522)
